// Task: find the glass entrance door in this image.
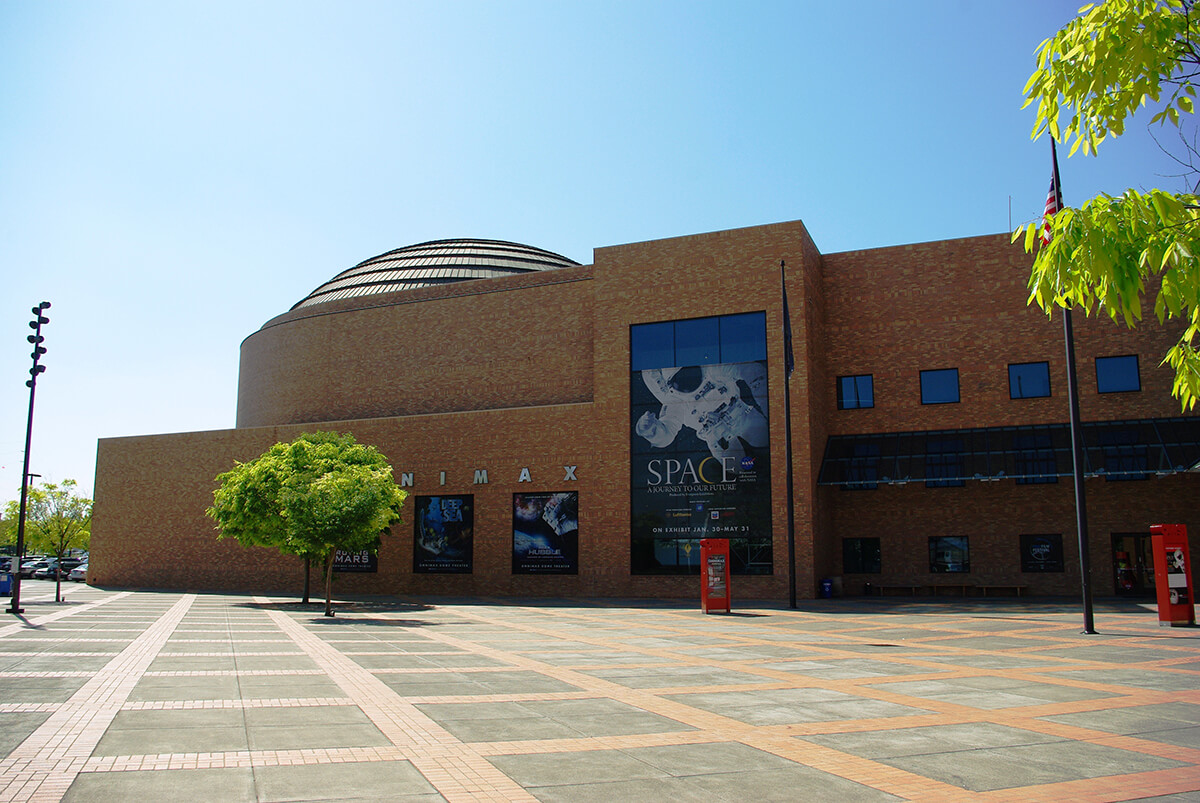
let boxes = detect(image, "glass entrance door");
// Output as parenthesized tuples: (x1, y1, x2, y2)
(1112, 533, 1155, 597)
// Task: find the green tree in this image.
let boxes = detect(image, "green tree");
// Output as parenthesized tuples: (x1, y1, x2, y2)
(1017, 0, 1200, 410)
(207, 431, 407, 616)
(3, 479, 92, 602)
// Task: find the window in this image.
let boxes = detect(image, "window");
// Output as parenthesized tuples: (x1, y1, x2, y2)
(1096, 355, 1140, 393)
(1009, 361, 1051, 399)
(1013, 431, 1058, 485)
(837, 375, 874, 409)
(1099, 427, 1149, 481)
(631, 312, 767, 370)
(843, 538, 881, 574)
(842, 443, 879, 490)
(1020, 534, 1064, 572)
(925, 438, 965, 488)
(929, 536, 969, 573)
(920, 368, 960, 404)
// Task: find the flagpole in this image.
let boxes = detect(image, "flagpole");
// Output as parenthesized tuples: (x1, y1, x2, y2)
(781, 260, 797, 609)
(1046, 137, 1096, 634)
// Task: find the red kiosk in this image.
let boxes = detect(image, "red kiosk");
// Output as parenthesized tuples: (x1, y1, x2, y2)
(1150, 523, 1195, 627)
(700, 538, 730, 614)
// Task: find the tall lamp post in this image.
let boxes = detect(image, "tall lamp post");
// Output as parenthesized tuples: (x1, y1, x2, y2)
(8, 302, 50, 616)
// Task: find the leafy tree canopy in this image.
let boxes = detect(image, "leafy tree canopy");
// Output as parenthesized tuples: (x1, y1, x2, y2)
(2, 479, 92, 559)
(207, 431, 407, 614)
(4, 479, 92, 601)
(1017, 0, 1200, 410)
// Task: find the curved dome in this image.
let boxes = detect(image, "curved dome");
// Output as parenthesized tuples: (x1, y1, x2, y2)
(292, 238, 580, 310)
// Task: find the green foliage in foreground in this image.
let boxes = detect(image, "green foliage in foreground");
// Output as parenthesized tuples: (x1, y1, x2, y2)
(1017, 0, 1200, 410)
(207, 432, 407, 615)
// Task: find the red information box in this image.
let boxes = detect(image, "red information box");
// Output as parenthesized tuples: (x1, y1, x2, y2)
(700, 538, 731, 614)
(1150, 524, 1195, 627)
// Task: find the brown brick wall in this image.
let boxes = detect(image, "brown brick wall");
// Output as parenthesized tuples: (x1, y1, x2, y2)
(236, 267, 595, 428)
(91, 222, 1197, 601)
(819, 232, 1198, 594)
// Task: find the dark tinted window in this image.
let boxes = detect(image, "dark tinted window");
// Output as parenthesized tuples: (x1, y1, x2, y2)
(920, 368, 959, 404)
(1096, 355, 1140, 393)
(925, 438, 965, 488)
(631, 313, 767, 371)
(929, 536, 969, 573)
(674, 317, 720, 367)
(630, 322, 674, 371)
(837, 375, 874, 409)
(1009, 361, 1051, 399)
(843, 538, 881, 573)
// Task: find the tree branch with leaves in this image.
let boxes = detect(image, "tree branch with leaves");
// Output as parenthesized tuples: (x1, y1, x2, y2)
(1016, 0, 1200, 410)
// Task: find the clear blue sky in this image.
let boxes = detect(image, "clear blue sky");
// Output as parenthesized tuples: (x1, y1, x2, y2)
(0, 0, 1184, 501)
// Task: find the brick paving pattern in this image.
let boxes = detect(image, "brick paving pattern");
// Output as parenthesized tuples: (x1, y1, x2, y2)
(0, 580, 1198, 801)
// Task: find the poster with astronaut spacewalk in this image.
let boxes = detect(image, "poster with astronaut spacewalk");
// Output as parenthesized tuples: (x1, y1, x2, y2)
(630, 359, 772, 573)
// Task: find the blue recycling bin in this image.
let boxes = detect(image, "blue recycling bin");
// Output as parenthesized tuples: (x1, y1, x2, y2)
(0, 573, 12, 596)
(820, 578, 833, 598)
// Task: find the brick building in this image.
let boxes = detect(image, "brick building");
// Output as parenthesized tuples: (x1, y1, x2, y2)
(90, 220, 1200, 600)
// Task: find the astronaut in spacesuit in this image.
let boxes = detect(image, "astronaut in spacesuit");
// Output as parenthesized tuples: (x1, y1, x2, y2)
(635, 362, 768, 460)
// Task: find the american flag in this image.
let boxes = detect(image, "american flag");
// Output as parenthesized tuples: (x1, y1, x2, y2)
(1042, 138, 1063, 244)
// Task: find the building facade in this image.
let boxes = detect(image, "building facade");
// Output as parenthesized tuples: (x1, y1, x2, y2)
(90, 221, 1200, 599)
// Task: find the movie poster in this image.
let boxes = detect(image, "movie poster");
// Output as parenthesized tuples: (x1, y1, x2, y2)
(513, 491, 579, 574)
(413, 495, 473, 573)
(333, 549, 378, 573)
(630, 359, 773, 574)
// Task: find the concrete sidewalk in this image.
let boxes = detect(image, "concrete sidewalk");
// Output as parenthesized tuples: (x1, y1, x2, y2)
(1, 581, 1198, 802)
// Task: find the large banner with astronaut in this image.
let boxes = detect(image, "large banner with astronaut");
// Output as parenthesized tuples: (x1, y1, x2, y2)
(513, 492, 579, 574)
(413, 495, 474, 573)
(630, 359, 772, 573)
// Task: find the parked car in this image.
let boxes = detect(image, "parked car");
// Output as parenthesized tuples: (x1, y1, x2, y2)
(33, 560, 61, 580)
(68, 564, 87, 582)
(20, 559, 50, 579)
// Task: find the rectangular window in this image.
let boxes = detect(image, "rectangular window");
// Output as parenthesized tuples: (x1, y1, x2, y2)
(719, 313, 768, 364)
(631, 312, 767, 371)
(1013, 431, 1058, 485)
(837, 375, 874, 409)
(1020, 534, 1064, 572)
(674, 317, 721, 367)
(1099, 427, 1149, 481)
(630, 322, 674, 371)
(843, 538, 881, 574)
(925, 438, 965, 488)
(842, 442, 879, 490)
(1009, 361, 1051, 399)
(920, 368, 960, 404)
(1096, 355, 1141, 393)
(929, 536, 969, 573)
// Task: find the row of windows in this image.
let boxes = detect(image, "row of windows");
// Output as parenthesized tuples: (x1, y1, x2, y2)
(843, 534, 1065, 575)
(840, 425, 1151, 490)
(837, 355, 1142, 410)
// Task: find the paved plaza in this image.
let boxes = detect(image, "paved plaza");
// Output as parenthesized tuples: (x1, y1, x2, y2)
(0, 581, 1198, 801)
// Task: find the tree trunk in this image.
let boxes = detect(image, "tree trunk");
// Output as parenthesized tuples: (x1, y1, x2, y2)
(323, 551, 335, 617)
(303, 557, 311, 604)
(55, 567, 61, 603)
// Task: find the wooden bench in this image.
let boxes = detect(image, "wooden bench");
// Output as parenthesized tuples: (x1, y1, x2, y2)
(976, 585, 1028, 597)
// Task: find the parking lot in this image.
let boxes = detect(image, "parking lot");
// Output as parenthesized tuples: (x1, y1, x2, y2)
(1, 581, 1199, 801)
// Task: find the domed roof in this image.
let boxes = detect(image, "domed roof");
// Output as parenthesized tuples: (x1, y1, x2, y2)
(292, 237, 580, 310)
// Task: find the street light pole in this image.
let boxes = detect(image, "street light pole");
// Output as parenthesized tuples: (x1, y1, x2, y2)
(8, 302, 50, 616)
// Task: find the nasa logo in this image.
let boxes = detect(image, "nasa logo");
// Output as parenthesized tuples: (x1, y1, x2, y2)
(740, 456, 755, 471)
